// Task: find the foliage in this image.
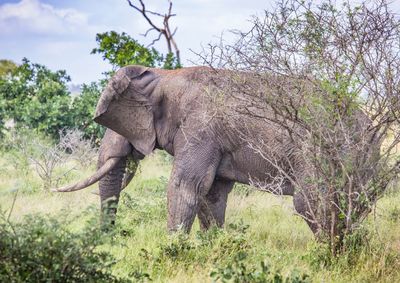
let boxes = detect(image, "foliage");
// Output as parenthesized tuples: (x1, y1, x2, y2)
(0, 59, 18, 135)
(0, 59, 17, 77)
(0, 58, 106, 142)
(210, 251, 309, 283)
(0, 210, 129, 283)
(116, 178, 167, 236)
(204, 0, 400, 253)
(0, 30, 180, 142)
(92, 31, 161, 69)
(305, 226, 400, 280)
(1, 150, 400, 282)
(162, 52, 181, 70)
(0, 58, 72, 140)
(70, 81, 106, 144)
(120, 220, 252, 279)
(305, 228, 371, 269)
(91, 31, 180, 71)
(232, 183, 253, 197)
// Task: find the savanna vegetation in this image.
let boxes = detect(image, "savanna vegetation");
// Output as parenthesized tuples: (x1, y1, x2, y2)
(1, 0, 400, 282)
(1, 138, 400, 282)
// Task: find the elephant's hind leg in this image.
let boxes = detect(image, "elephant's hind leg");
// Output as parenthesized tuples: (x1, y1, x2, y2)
(198, 179, 234, 230)
(293, 190, 320, 235)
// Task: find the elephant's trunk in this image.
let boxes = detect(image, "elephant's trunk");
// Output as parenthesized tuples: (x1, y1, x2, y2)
(52, 157, 121, 192)
(99, 156, 129, 227)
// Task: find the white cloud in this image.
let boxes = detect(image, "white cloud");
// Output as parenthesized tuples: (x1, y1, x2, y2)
(0, 0, 89, 35)
(3, 0, 398, 84)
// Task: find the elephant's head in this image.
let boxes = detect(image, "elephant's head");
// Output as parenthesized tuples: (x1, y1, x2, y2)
(53, 66, 160, 194)
(94, 65, 160, 155)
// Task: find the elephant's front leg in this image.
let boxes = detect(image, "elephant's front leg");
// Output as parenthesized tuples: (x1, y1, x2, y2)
(167, 146, 221, 232)
(197, 179, 234, 230)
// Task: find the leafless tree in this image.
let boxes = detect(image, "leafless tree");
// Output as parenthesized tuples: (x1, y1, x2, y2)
(31, 129, 98, 190)
(199, 0, 400, 253)
(7, 129, 98, 191)
(58, 129, 98, 167)
(127, 0, 180, 65)
(29, 140, 67, 190)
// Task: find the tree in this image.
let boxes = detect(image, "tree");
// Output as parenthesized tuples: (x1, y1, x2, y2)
(0, 59, 17, 135)
(0, 58, 73, 140)
(91, 31, 162, 70)
(127, 0, 181, 66)
(0, 60, 17, 77)
(0, 2, 182, 142)
(92, 31, 180, 71)
(71, 82, 106, 144)
(200, 0, 400, 253)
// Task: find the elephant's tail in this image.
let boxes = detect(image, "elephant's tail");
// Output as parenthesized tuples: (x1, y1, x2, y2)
(51, 157, 121, 192)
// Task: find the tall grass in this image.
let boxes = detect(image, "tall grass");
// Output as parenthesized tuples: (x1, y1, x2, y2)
(1, 148, 400, 282)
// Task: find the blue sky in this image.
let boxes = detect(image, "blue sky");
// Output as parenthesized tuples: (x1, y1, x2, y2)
(1, 0, 399, 84)
(0, 0, 270, 84)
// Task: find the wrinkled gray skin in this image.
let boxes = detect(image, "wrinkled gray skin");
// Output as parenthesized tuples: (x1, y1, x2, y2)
(96, 129, 143, 226)
(56, 65, 372, 233)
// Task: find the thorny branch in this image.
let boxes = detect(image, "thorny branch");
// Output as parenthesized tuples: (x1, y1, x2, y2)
(199, 0, 400, 252)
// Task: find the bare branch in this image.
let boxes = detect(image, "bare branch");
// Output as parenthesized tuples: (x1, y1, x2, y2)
(199, 0, 400, 252)
(126, 0, 181, 65)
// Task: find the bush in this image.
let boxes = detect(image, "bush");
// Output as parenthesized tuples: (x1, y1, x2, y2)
(232, 183, 253, 197)
(210, 251, 309, 283)
(0, 210, 129, 283)
(2, 128, 97, 191)
(204, 0, 400, 254)
(305, 227, 400, 274)
(116, 177, 168, 236)
(121, 220, 252, 279)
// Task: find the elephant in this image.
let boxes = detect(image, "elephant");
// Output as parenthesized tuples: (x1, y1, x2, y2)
(54, 65, 377, 234)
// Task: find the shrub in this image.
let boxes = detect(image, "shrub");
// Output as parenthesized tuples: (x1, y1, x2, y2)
(122, 220, 252, 279)
(116, 177, 168, 236)
(204, 0, 400, 254)
(2, 128, 97, 191)
(305, 227, 400, 274)
(58, 128, 98, 167)
(0, 210, 129, 283)
(210, 251, 309, 283)
(232, 184, 253, 197)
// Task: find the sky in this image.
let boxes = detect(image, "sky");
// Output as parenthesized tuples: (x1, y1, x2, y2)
(0, 0, 399, 84)
(0, 0, 272, 84)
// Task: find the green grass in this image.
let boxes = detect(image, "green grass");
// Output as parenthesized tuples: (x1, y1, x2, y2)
(1, 149, 400, 282)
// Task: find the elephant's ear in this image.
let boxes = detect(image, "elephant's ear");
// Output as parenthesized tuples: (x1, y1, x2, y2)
(94, 66, 158, 156)
(95, 66, 148, 118)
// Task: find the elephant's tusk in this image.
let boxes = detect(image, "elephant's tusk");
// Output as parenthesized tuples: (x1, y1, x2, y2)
(52, 157, 121, 192)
